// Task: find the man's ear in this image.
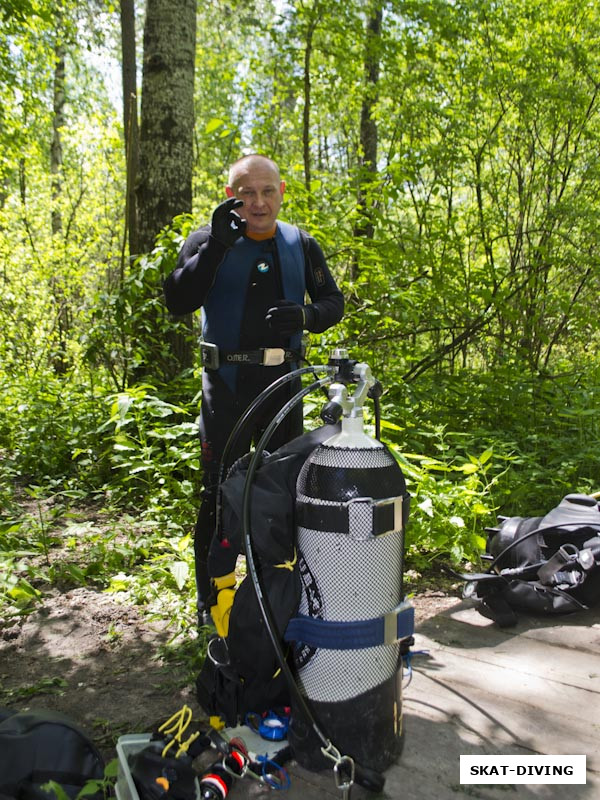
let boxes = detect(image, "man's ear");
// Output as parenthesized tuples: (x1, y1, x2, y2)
(280, 180, 286, 196)
(225, 185, 235, 198)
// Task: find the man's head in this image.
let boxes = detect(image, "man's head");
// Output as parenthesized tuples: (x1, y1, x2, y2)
(226, 154, 285, 235)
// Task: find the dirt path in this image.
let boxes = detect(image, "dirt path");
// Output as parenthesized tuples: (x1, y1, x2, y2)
(0, 583, 459, 767)
(0, 587, 193, 759)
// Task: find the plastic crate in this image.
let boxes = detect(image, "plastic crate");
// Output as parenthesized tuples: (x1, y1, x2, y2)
(115, 733, 203, 800)
(115, 733, 152, 800)
(114, 727, 287, 799)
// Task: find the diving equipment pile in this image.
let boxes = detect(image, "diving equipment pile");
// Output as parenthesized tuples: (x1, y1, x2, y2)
(196, 350, 414, 792)
(116, 706, 289, 800)
(463, 492, 600, 627)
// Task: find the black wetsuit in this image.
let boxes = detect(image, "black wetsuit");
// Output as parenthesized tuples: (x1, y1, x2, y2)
(164, 221, 344, 606)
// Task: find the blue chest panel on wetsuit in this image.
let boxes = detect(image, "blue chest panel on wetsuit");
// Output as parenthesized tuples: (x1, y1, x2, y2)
(202, 221, 306, 391)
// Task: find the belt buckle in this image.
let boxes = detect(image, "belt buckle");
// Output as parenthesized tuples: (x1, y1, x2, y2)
(200, 342, 220, 370)
(348, 496, 404, 537)
(384, 600, 413, 645)
(262, 347, 285, 366)
(374, 496, 404, 534)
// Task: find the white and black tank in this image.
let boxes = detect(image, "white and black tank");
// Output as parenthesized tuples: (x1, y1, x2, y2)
(286, 374, 413, 773)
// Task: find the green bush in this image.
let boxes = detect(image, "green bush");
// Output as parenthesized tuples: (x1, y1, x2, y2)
(97, 384, 201, 527)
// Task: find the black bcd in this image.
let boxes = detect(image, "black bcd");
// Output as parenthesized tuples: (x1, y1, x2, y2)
(461, 494, 600, 627)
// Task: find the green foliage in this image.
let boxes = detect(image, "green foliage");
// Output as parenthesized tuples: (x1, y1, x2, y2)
(83, 216, 196, 390)
(396, 366, 600, 514)
(0, 500, 198, 646)
(2, 0, 600, 674)
(1, 676, 67, 701)
(0, 550, 43, 614)
(0, 373, 107, 486)
(384, 425, 508, 568)
(97, 383, 201, 523)
(103, 525, 198, 644)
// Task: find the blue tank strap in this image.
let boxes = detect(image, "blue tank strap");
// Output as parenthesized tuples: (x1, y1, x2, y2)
(284, 601, 414, 650)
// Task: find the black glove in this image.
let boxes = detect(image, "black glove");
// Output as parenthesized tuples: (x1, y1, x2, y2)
(211, 197, 247, 247)
(265, 299, 305, 336)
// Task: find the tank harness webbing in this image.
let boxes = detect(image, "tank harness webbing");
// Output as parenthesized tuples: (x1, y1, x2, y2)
(273, 548, 298, 571)
(284, 602, 414, 651)
(296, 495, 405, 536)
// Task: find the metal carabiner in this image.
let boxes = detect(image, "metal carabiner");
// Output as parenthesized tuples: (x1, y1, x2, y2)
(334, 754, 355, 798)
(221, 747, 249, 779)
(321, 741, 355, 799)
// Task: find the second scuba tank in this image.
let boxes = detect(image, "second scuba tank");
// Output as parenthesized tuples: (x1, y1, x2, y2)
(286, 364, 413, 772)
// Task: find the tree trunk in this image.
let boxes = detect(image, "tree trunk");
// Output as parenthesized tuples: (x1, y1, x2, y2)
(50, 39, 69, 374)
(352, 3, 382, 281)
(137, 0, 196, 254)
(302, 16, 318, 195)
(136, 0, 197, 378)
(120, 0, 139, 261)
(50, 42, 65, 237)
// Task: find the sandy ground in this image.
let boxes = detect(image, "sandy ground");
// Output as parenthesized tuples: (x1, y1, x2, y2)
(0, 581, 459, 767)
(0, 497, 461, 772)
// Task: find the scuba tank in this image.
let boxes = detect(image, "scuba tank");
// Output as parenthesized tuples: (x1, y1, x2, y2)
(285, 355, 413, 773)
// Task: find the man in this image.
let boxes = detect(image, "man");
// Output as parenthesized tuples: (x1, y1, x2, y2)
(163, 154, 344, 623)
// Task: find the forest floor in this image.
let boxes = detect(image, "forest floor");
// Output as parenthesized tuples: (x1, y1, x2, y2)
(0, 500, 463, 767)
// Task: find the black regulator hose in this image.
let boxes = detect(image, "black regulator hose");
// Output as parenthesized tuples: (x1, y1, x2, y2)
(219, 365, 325, 481)
(240, 376, 386, 795)
(368, 381, 383, 441)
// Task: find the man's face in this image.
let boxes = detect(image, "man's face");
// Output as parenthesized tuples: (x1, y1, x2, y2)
(226, 158, 285, 234)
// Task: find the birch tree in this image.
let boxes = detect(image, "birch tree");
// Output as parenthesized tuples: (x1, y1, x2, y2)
(134, 0, 197, 376)
(136, 0, 196, 254)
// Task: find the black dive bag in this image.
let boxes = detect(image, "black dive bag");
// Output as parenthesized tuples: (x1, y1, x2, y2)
(196, 425, 340, 725)
(0, 709, 105, 800)
(466, 493, 600, 627)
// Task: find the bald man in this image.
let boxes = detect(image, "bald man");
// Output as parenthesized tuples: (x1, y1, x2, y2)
(164, 154, 344, 622)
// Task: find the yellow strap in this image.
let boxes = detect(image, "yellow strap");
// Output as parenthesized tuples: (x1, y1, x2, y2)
(213, 571, 236, 591)
(161, 737, 177, 758)
(159, 704, 192, 736)
(274, 548, 298, 571)
(210, 587, 235, 638)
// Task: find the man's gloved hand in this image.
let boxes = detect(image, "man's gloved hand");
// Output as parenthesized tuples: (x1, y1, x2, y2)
(265, 299, 306, 336)
(211, 197, 246, 247)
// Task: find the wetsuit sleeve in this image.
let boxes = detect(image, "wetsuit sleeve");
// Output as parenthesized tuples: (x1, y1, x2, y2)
(163, 225, 229, 316)
(302, 235, 345, 333)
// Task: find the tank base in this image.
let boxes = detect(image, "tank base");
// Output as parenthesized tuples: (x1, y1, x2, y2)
(288, 671, 404, 773)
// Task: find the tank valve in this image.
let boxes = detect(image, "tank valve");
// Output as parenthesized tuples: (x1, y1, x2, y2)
(320, 383, 348, 424)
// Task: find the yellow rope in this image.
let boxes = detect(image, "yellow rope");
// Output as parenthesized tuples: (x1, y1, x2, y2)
(176, 730, 201, 758)
(158, 705, 193, 759)
(274, 548, 298, 571)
